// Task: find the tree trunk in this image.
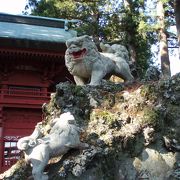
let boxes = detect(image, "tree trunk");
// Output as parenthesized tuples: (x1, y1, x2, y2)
(175, 0, 180, 58)
(123, 0, 137, 63)
(157, 0, 171, 78)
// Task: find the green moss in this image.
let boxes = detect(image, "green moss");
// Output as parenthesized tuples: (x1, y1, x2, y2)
(141, 107, 162, 129)
(140, 84, 157, 101)
(73, 85, 85, 96)
(91, 110, 117, 124)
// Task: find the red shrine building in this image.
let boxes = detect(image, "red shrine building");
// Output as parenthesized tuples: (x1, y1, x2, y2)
(0, 13, 76, 173)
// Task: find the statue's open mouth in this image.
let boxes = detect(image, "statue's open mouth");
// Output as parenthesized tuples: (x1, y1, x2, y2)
(71, 48, 87, 59)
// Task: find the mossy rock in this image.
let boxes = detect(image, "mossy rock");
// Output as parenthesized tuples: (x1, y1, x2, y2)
(140, 107, 163, 130)
(140, 84, 157, 101)
(90, 110, 118, 124)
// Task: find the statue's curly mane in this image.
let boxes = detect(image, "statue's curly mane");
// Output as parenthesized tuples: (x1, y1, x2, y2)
(65, 35, 102, 79)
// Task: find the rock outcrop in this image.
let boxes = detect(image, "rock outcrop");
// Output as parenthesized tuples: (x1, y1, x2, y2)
(1, 73, 180, 180)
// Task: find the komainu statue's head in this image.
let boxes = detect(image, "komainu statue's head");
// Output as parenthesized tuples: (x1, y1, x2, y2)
(65, 35, 99, 63)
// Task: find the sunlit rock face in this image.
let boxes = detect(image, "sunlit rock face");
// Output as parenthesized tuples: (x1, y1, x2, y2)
(1, 73, 180, 180)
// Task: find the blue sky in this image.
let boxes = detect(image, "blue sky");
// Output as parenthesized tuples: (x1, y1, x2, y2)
(0, 0, 179, 75)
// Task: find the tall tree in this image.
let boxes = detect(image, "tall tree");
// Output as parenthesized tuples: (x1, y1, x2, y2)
(174, 0, 180, 58)
(120, 0, 153, 77)
(123, 0, 137, 63)
(157, 0, 171, 78)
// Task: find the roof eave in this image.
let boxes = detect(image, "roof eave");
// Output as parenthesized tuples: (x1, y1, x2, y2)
(0, 37, 67, 52)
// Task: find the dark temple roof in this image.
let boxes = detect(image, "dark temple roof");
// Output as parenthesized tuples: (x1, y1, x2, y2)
(0, 13, 77, 51)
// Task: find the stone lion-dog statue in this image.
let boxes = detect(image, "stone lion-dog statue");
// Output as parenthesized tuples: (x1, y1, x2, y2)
(17, 112, 88, 180)
(65, 35, 134, 86)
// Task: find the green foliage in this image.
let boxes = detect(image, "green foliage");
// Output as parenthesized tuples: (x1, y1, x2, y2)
(101, 0, 155, 75)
